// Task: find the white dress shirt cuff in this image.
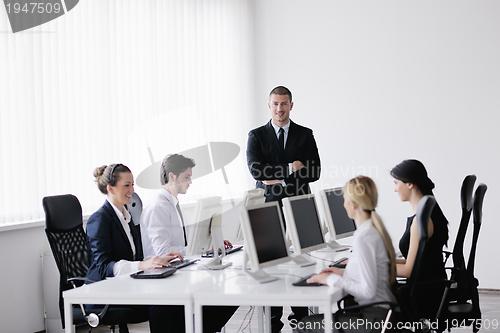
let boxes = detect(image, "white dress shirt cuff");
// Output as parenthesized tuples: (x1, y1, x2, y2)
(326, 273, 343, 288)
(113, 260, 140, 276)
(280, 163, 293, 187)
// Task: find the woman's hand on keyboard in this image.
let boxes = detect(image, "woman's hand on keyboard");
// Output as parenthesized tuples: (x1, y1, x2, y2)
(306, 272, 330, 285)
(139, 253, 178, 270)
(307, 266, 345, 285)
(321, 267, 345, 276)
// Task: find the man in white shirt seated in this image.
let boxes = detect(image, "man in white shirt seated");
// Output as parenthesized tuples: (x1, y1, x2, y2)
(140, 153, 237, 333)
(141, 153, 195, 257)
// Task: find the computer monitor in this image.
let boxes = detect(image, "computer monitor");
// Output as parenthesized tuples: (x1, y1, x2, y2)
(235, 188, 266, 241)
(238, 201, 290, 283)
(186, 196, 231, 269)
(318, 187, 357, 251)
(282, 194, 326, 267)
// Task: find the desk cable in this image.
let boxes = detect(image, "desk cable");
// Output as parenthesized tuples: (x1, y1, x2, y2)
(236, 305, 255, 333)
(305, 252, 350, 265)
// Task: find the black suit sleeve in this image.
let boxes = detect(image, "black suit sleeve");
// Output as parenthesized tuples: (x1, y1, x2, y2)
(247, 130, 289, 180)
(86, 211, 116, 279)
(286, 128, 321, 184)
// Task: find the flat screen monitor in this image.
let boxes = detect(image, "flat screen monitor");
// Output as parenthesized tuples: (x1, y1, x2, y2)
(319, 187, 357, 250)
(235, 188, 266, 241)
(186, 196, 231, 269)
(282, 194, 325, 266)
(239, 201, 290, 283)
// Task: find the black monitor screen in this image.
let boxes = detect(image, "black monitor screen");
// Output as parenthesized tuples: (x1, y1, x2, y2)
(289, 197, 324, 249)
(326, 189, 356, 236)
(248, 206, 289, 264)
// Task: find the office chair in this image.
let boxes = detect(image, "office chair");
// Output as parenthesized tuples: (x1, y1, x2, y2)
(441, 183, 486, 332)
(397, 195, 450, 332)
(43, 194, 147, 333)
(334, 299, 399, 333)
(334, 197, 442, 333)
(127, 192, 143, 226)
(441, 175, 476, 304)
(443, 175, 476, 267)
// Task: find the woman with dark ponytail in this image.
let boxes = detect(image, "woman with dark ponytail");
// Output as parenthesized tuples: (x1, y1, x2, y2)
(391, 159, 449, 318)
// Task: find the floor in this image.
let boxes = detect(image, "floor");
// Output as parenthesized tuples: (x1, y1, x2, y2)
(76, 289, 500, 332)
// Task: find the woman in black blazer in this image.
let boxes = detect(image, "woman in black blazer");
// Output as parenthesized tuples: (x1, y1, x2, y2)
(86, 163, 184, 333)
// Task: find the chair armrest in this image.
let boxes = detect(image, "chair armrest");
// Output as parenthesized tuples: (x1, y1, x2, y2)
(335, 301, 399, 333)
(338, 301, 399, 313)
(67, 277, 96, 284)
(66, 277, 111, 326)
(398, 278, 452, 301)
(444, 267, 461, 281)
(442, 250, 452, 266)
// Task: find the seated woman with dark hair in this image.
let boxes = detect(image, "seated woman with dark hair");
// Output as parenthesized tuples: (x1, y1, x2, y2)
(391, 159, 449, 318)
(86, 163, 184, 333)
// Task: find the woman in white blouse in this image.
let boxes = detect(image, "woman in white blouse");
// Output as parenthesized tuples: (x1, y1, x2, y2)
(295, 176, 397, 333)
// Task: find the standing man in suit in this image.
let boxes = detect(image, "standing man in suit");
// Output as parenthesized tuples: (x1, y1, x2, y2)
(246, 86, 321, 332)
(247, 86, 321, 203)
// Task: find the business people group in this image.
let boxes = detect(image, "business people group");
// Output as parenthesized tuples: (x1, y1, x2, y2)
(86, 86, 448, 332)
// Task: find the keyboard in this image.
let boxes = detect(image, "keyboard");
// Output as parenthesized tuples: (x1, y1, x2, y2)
(329, 257, 348, 269)
(202, 245, 243, 258)
(293, 274, 322, 287)
(131, 267, 177, 279)
(168, 258, 199, 269)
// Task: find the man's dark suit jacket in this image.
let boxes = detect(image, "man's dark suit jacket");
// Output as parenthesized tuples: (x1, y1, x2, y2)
(247, 120, 321, 202)
(86, 200, 143, 282)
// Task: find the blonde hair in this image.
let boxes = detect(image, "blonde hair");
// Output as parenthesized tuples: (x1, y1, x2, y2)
(343, 176, 397, 287)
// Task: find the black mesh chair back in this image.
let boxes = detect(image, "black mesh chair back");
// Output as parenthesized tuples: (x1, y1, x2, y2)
(398, 195, 450, 331)
(43, 194, 89, 327)
(452, 175, 476, 269)
(443, 175, 476, 303)
(464, 184, 486, 309)
(442, 183, 486, 333)
(407, 195, 435, 286)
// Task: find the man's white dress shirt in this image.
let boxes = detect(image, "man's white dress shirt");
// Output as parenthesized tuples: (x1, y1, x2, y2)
(141, 189, 187, 257)
(270, 121, 293, 186)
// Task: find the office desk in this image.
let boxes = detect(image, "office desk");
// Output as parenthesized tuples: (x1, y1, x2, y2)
(63, 250, 347, 333)
(62, 261, 240, 333)
(194, 252, 347, 333)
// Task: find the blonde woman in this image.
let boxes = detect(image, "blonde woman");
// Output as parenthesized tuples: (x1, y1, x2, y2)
(295, 176, 397, 333)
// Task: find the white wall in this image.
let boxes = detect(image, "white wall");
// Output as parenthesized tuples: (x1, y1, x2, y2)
(251, 0, 500, 288)
(0, 226, 48, 332)
(2, 2, 500, 331)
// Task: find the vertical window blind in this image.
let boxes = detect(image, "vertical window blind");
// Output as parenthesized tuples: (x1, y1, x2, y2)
(0, 0, 254, 224)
